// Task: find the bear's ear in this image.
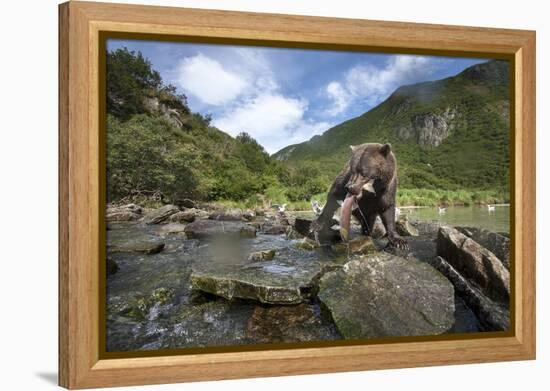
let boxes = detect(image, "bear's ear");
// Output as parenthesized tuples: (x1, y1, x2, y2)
(350, 145, 358, 152)
(380, 143, 391, 157)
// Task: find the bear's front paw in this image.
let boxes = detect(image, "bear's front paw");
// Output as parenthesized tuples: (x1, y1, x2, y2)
(388, 235, 409, 251)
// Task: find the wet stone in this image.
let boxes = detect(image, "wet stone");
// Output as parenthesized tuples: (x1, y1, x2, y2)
(191, 248, 336, 304)
(143, 204, 180, 225)
(318, 253, 455, 339)
(156, 223, 187, 236)
(245, 304, 340, 343)
(184, 220, 256, 240)
(396, 217, 419, 236)
(108, 239, 165, 255)
(437, 226, 509, 303)
(248, 249, 276, 261)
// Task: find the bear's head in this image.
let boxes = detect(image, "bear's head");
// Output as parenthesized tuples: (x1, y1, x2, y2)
(345, 143, 396, 196)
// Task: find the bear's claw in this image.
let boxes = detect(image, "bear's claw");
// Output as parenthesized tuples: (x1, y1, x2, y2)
(388, 236, 409, 251)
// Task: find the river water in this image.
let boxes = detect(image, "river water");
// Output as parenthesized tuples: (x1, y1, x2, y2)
(106, 207, 507, 352)
(405, 205, 510, 234)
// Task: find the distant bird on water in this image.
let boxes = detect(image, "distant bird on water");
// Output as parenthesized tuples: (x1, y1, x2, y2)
(487, 204, 496, 212)
(271, 203, 287, 214)
(438, 206, 447, 214)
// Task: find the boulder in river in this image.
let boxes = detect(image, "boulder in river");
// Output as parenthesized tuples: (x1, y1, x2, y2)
(108, 238, 165, 255)
(456, 226, 510, 269)
(143, 204, 180, 225)
(156, 223, 187, 236)
(209, 208, 243, 221)
(242, 209, 256, 221)
(174, 198, 195, 209)
(261, 223, 287, 235)
(429, 256, 509, 331)
(245, 304, 339, 344)
(118, 287, 176, 320)
(184, 219, 256, 240)
(437, 226, 509, 303)
(294, 238, 318, 251)
(247, 249, 276, 261)
(168, 209, 197, 223)
(333, 236, 378, 255)
(106, 203, 143, 222)
(191, 249, 335, 304)
(318, 253, 455, 339)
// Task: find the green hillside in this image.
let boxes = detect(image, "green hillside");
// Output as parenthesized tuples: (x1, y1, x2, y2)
(106, 48, 323, 208)
(274, 60, 511, 204)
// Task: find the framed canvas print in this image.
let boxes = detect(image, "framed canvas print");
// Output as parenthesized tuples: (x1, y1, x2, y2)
(58, 1, 536, 389)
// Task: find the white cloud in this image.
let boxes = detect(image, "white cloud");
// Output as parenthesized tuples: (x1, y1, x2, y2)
(212, 93, 331, 154)
(325, 55, 436, 115)
(326, 81, 352, 116)
(177, 53, 249, 105)
(176, 49, 332, 153)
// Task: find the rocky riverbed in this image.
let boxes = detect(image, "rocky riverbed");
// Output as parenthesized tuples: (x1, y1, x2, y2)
(105, 202, 510, 352)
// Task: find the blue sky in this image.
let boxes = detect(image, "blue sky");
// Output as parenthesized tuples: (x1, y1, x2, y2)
(107, 39, 490, 154)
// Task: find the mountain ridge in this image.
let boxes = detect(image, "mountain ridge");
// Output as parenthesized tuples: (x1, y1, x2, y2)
(273, 60, 510, 194)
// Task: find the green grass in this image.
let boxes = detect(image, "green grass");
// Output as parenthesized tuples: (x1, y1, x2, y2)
(396, 188, 508, 207)
(209, 188, 508, 211)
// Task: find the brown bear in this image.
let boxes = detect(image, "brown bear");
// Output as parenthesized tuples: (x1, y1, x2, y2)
(312, 142, 408, 250)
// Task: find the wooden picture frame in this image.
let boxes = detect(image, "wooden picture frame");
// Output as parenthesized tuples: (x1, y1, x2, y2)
(59, 1, 536, 388)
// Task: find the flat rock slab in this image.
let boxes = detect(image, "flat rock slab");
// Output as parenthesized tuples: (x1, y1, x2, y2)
(318, 253, 455, 339)
(191, 249, 334, 304)
(184, 220, 256, 240)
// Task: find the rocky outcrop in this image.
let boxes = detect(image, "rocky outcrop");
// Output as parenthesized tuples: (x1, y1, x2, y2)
(143, 204, 180, 225)
(395, 107, 457, 147)
(429, 256, 509, 331)
(184, 220, 256, 240)
(437, 226, 509, 303)
(168, 209, 197, 223)
(456, 226, 510, 269)
(209, 208, 243, 221)
(318, 253, 455, 339)
(106, 203, 143, 222)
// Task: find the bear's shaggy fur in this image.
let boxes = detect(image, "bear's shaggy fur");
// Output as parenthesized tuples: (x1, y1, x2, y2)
(313, 143, 408, 249)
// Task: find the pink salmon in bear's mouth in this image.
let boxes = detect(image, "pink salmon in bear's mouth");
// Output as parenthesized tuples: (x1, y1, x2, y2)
(339, 179, 375, 242)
